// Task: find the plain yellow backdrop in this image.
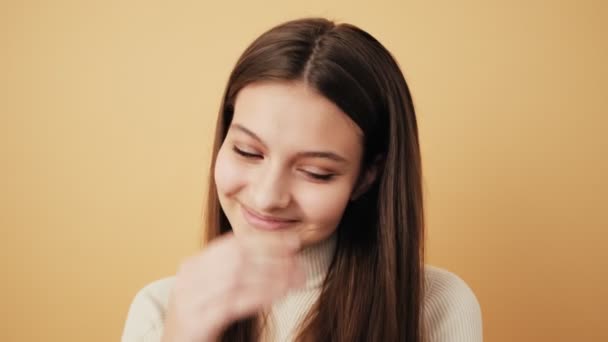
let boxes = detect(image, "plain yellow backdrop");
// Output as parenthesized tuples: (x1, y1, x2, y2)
(1, 0, 606, 341)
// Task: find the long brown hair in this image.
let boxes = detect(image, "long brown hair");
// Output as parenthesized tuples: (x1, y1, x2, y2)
(203, 18, 425, 341)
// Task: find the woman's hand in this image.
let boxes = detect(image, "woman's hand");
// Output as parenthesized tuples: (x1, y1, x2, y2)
(161, 231, 304, 342)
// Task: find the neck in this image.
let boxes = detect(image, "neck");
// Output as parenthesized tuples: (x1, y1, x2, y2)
(296, 234, 337, 290)
(257, 234, 337, 341)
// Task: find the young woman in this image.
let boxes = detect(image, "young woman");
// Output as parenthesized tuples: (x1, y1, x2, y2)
(122, 18, 482, 342)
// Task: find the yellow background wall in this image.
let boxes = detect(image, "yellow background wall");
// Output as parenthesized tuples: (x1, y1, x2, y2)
(1, 1, 606, 341)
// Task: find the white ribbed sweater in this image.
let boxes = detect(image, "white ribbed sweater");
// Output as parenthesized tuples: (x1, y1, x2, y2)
(122, 236, 482, 341)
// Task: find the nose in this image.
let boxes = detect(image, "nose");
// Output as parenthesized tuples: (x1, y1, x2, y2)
(251, 164, 291, 211)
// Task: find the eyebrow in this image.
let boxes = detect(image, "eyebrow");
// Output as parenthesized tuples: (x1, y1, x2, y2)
(233, 124, 266, 145)
(231, 123, 349, 163)
(295, 151, 348, 163)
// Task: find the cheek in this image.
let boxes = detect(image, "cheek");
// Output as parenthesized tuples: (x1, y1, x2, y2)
(214, 146, 246, 197)
(297, 182, 353, 229)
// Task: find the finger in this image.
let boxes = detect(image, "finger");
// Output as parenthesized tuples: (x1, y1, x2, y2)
(238, 232, 301, 266)
(213, 272, 291, 323)
(183, 235, 289, 303)
(241, 253, 307, 294)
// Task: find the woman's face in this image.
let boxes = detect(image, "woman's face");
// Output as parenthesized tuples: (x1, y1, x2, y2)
(214, 81, 366, 247)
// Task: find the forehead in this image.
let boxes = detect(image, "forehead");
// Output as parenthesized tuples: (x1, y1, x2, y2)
(232, 81, 363, 154)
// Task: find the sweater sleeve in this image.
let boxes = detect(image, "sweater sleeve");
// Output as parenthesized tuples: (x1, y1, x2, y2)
(423, 266, 483, 342)
(121, 277, 174, 342)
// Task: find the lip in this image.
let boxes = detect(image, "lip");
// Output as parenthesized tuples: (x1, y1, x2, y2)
(240, 204, 298, 231)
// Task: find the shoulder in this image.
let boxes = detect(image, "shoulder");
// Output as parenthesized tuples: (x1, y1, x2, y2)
(121, 276, 175, 342)
(422, 265, 483, 342)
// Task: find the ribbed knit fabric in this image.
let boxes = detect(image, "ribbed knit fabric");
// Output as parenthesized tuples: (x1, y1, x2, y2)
(122, 236, 482, 341)
(258, 234, 336, 341)
(421, 265, 482, 342)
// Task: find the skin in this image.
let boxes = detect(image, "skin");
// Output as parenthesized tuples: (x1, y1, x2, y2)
(215, 80, 368, 246)
(162, 80, 378, 342)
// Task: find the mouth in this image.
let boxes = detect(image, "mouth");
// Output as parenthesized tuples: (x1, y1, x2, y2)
(240, 204, 299, 231)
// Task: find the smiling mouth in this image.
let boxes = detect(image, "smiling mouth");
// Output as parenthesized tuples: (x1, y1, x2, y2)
(240, 204, 299, 231)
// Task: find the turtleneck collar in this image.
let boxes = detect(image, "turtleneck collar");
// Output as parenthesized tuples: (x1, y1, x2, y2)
(296, 233, 337, 290)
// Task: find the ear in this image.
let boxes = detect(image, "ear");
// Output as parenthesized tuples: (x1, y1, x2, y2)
(350, 156, 383, 201)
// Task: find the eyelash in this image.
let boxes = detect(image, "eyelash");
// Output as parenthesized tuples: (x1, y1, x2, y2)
(307, 173, 335, 181)
(232, 146, 262, 159)
(232, 146, 336, 182)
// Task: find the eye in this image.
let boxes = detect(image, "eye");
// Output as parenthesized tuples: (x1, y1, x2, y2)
(232, 145, 262, 159)
(302, 170, 336, 182)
